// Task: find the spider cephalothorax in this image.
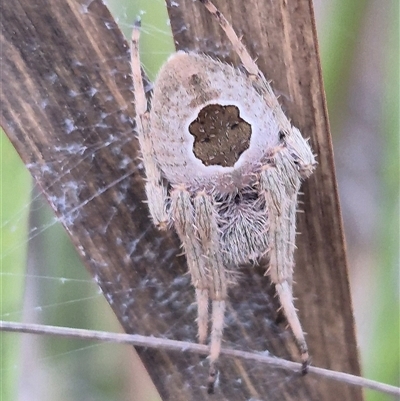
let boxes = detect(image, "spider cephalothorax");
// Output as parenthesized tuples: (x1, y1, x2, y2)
(217, 187, 269, 266)
(131, 0, 316, 393)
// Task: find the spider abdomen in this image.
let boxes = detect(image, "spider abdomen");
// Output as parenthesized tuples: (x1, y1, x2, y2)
(150, 52, 281, 193)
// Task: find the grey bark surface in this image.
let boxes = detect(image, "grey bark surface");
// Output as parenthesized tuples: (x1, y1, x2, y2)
(0, 0, 363, 400)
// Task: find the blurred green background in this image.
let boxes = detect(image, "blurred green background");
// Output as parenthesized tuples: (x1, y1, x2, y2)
(1, 0, 398, 400)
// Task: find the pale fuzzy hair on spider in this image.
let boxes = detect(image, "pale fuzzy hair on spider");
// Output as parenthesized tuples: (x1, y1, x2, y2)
(131, 0, 316, 394)
(217, 188, 269, 266)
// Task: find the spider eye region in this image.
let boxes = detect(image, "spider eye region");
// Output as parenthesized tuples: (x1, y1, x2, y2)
(188, 104, 251, 167)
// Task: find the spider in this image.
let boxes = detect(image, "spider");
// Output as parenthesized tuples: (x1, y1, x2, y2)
(130, 0, 316, 393)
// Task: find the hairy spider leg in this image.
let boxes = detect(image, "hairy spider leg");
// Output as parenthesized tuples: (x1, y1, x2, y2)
(132, 17, 227, 391)
(200, 0, 293, 134)
(260, 151, 309, 371)
(172, 188, 227, 393)
(194, 192, 227, 393)
(131, 21, 169, 229)
(201, 0, 312, 372)
(200, 0, 259, 76)
(171, 188, 210, 345)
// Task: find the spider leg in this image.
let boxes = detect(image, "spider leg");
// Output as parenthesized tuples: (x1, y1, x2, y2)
(170, 188, 210, 345)
(200, 0, 292, 132)
(200, 0, 259, 76)
(194, 192, 227, 393)
(260, 152, 309, 372)
(131, 21, 147, 118)
(172, 189, 228, 392)
(131, 22, 169, 228)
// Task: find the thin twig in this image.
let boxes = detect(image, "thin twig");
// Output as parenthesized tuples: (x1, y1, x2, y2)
(1, 320, 398, 397)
